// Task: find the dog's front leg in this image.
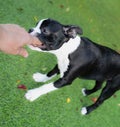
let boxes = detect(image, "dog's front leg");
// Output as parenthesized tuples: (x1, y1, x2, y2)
(54, 69, 77, 88)
(25, 67, 78, 101)
(25, 77, 73, 102)
(47, 64, 60, 77)
(25, 69, 75, 101)
(25, 65, 60, 101)
(33, 64, 59, 82)
(25, 82, 58, 101)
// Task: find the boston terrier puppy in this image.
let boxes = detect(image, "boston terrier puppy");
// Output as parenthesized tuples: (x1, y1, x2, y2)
(25, 19, 120, 115)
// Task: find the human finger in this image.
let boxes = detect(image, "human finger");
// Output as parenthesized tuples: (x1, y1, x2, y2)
(17, 48, 29, 58)
(28, 36, 42, 47)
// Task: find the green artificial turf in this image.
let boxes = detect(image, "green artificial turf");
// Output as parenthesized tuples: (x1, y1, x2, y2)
(0, 0, 120, 127)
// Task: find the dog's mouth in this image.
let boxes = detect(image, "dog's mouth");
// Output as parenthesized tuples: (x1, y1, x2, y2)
(31, 42, 47, 50)
(29, 34, 47, 50)
(28, 31, 48, 50)
(38, 43, 47, 49)
(37, 37, 48, 50)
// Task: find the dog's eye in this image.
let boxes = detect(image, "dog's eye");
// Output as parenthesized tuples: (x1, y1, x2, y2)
(42, 28, 49, 34)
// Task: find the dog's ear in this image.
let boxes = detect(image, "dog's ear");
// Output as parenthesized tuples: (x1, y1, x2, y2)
(63, 25, 83, 38)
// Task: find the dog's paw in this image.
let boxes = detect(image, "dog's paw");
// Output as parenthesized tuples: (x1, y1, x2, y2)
(81, 107, 87, 115)
(33, 72, 49, 82)
(25, 88, 41, 101)
(82, 88, 87, 96)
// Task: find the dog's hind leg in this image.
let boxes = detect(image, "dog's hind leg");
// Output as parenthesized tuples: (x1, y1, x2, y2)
(81, 76, 120, 115)
(33, 64, 59, 82)
(82, 80, 104, 96)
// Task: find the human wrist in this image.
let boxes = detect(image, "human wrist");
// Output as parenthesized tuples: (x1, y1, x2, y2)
(0, 25, 4, 51)
(0, 24, 7, 52)
(0, 24, 6, 39)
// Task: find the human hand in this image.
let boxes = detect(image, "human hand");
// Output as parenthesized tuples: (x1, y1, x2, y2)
(0, 24, 42, 57)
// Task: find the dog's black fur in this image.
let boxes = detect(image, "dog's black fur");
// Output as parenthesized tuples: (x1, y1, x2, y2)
(29, 19, 120, 115)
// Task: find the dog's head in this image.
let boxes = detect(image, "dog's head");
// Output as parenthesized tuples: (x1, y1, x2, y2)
(29, 19, 83, 51)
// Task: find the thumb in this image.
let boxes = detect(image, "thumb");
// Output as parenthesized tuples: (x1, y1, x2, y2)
(17, 48, 29, 58)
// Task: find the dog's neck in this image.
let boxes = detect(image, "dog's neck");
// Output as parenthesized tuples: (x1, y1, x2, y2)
(50, 36, 81, 55)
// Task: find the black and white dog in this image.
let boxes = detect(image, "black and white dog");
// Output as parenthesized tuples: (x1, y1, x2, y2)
(25, 19, 120, 115)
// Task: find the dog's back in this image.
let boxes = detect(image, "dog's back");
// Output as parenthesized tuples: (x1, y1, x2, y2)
(73, 37, 120, 80)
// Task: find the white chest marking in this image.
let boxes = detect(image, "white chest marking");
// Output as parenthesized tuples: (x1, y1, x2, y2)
(28, 36, 81, 77)
(50, 36, 81, 77)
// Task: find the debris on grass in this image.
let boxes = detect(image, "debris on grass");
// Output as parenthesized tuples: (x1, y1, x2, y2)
(60, 4, 64, 9)
(48, 0, 53, 4)
(91, 97, 98, 103)
(80, 99, 83, 103)
(16, 7, 24, 13)
(16, 80, 21, 84)
(34, 16, 38, 22)
(66, 98, 71, 103)
(118, 104, 120, 106)
(66, 7, 70, 12)
(17, 84, 27, 90)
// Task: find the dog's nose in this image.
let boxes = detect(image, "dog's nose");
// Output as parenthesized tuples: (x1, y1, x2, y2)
(28, 29, 34, 33)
